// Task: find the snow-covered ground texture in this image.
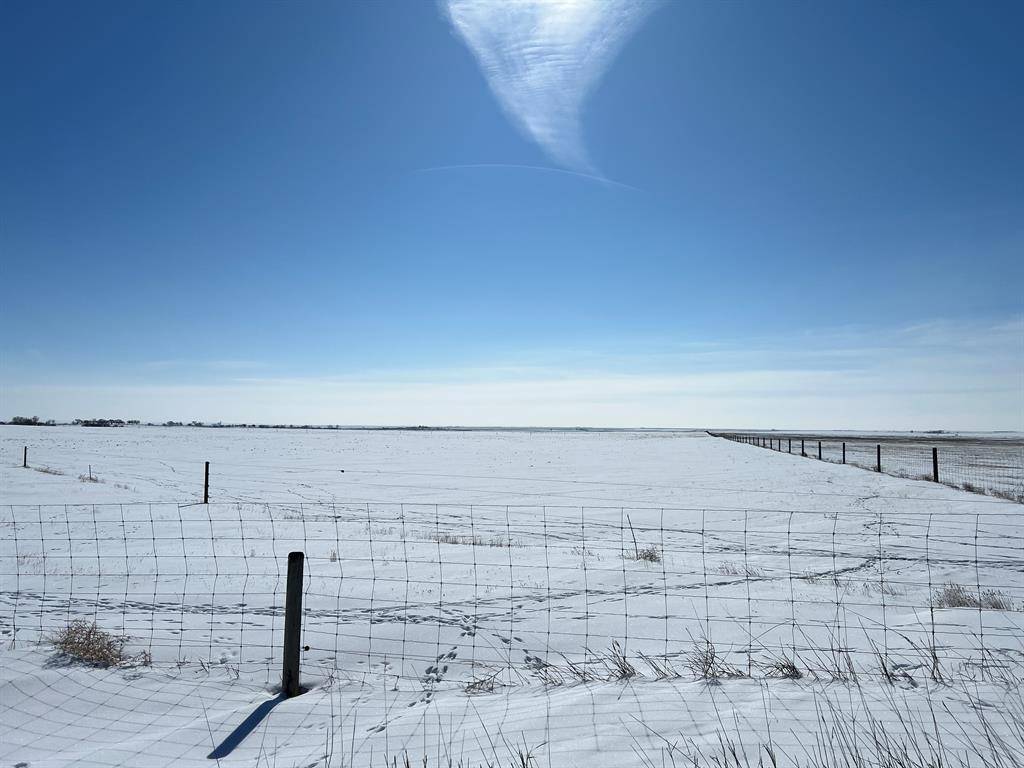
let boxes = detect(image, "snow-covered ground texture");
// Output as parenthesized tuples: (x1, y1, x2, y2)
(1, 426, 1023, 767)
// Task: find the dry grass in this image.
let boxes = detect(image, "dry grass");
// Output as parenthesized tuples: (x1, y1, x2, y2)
(50, 621, 129, 667)
(527, 643, 654, 685)
(635, 685, 1024, 768)
(384, 747, 539, 768)
(717, 561, 766, 578)
(990, 488, 1024, 504)
(858, 579, 903, 597)
(632, 545, 662, 563)
(464, 670, 503, 695)
(638, 651, 680, 680)
(686, 637, 746, 680)
(429, 532, 520, 548)
(932, 583, 1015, 611)
(604, 640, 638, 680)
(763, 655, 802, 679)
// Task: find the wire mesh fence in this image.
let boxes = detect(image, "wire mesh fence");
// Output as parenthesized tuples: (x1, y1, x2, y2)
(711, 432, 1024, 503)
(3, 502, 1023, 685)
(3, 501, 1024, 766)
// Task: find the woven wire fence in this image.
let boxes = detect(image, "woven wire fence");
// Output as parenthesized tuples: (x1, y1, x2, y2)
(712, 432, 1024, 503)
(4, 501, 1024, 766)
(3, 502, 1023, 684)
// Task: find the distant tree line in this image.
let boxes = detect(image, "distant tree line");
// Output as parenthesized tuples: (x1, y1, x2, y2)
(7, 416, 56, 426)
(3, 417, 451, 431)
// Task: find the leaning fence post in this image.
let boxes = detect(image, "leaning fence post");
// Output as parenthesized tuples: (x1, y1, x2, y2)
(203, 461, 210, 504)
(876, 444, 881, 473)
(932, 447, 939, 483)
(282, 551, 305, 697)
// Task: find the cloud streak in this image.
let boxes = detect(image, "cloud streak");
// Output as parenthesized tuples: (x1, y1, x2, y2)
(6, 317, 1021, 430)
(413, 163, 641, 191)
(444, 0, 655, 173)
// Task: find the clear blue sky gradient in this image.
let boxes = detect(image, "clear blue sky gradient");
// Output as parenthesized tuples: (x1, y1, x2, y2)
(2, 2, 1022, 427)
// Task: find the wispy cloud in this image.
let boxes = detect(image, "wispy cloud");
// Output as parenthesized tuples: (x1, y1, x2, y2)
(444, 0, 656, 173)
(7, 317, 1021, 430)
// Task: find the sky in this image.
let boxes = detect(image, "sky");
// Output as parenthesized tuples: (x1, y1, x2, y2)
(1, 0, 1022, 429)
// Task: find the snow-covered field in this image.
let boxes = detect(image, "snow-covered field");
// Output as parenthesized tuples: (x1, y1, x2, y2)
(1, 426, 1022, 767)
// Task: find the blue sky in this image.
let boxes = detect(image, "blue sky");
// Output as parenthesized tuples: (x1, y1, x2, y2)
(2, 1, 1021, 428)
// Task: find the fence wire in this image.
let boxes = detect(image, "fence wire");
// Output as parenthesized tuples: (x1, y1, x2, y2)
(3, 501, 1024, 766)
(711, 432, 1024, 503)
(3, 502, 1022, 681)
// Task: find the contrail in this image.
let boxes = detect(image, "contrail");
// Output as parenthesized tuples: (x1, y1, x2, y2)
(443, 0, 657, 174)
(413, 162, 642, 192)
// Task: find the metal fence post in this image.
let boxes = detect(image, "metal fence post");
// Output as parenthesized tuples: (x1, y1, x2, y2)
(842, 442, 846, 464)
(282, 551, 305, 697)
(788, 439, 791, 454)
(818, 441, 822, 460)
(932, 447, 939, 483)
(23, 446, 27, 468)
(876, 444, 881, 473)
(801, 439, 805, 457)
(203, 461, 210, 504)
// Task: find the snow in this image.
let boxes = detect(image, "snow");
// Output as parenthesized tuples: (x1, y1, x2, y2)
(1, 426, 1022, 766)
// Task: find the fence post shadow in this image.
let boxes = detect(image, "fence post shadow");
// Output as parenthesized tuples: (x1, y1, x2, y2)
(207, 694, 286, 759)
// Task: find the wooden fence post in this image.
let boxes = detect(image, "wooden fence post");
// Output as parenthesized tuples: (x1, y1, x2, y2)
(203, 461, 210, 504)
(876, 444, 881, 473)
(282, 551, 305, 697)
(932, 447, 939, 483)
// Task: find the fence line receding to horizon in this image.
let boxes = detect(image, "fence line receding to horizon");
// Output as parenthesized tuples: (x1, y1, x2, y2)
(710, 432, 1023, 503)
